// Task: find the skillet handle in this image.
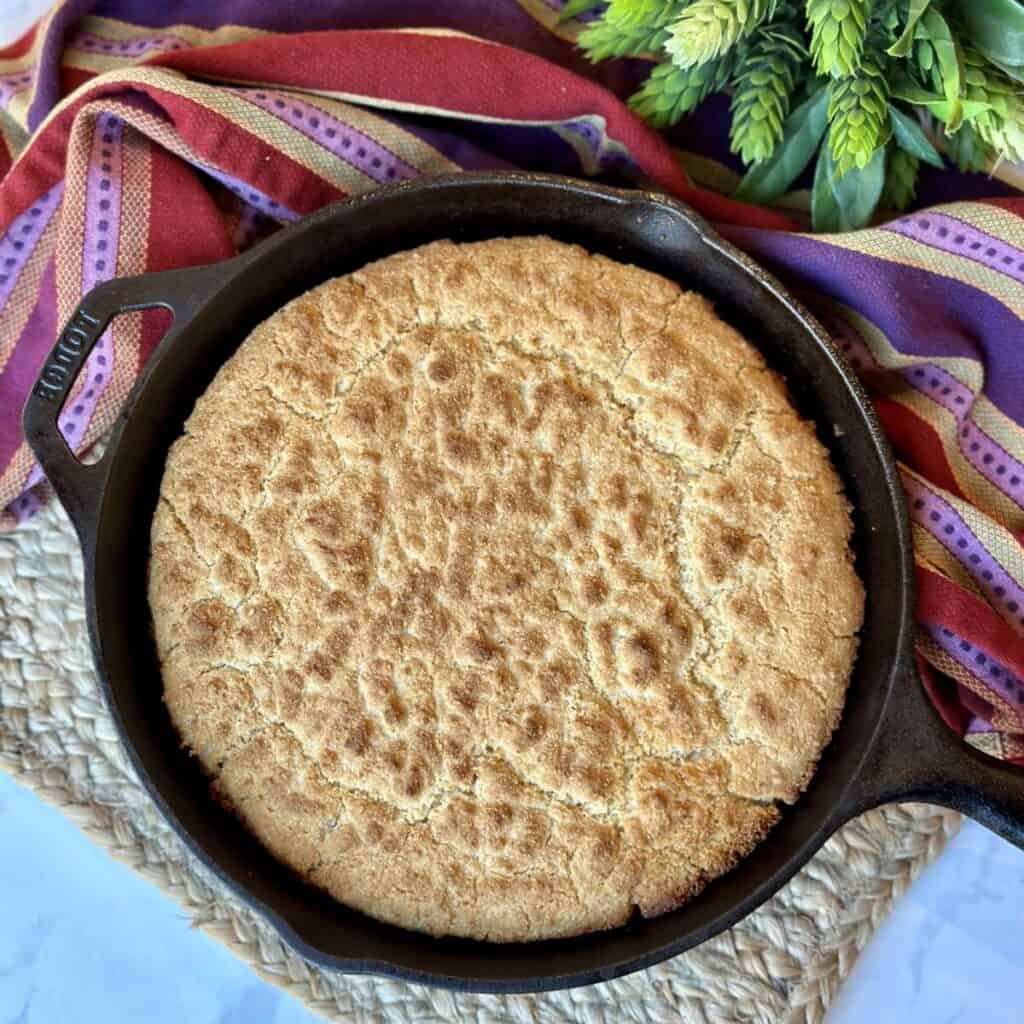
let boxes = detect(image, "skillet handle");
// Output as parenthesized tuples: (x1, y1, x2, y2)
(22, 263, 237, 531)
(846, 661, 1024, 850)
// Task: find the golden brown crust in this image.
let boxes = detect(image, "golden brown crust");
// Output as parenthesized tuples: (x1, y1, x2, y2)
(149, 237, 863, 942)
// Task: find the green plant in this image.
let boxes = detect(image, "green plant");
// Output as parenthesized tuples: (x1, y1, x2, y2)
(730, 22, 806, 163)
(881, 147, 921, 208)
(665, 0, 779, 68)
(808, 0, 871, 76)
(828, 49, 891, 173)
(576, 0, 684, 60)
(630, 56, 739, 127)
(568, 0, 1024, 230)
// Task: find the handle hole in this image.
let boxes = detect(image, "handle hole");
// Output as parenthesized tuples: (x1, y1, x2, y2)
(58, 307, 173, 465)
(919, 652, 1024, 767)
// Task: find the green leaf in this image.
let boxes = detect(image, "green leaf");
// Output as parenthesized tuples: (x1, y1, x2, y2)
(919, 9, 964, 130)
(954, 0, 1024, 70)
(888, 0, 932, 57)
(734, 86, 830, 203)
(889, 104, 945, 167)
(558, 0, 604, 22)
(812, 145, 843, 232)
(813, 144, 885, 231)
(889, 74, 941, 105)
(831, 146, 886, 229)
(932, 98, 996, 123)
(991, 57, 1024, 82)
(890, 76, 995, 123)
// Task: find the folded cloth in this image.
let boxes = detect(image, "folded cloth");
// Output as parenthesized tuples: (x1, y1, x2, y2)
(0, 0, 1021, 760)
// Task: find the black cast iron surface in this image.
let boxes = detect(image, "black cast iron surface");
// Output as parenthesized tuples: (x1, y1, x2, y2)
(23, 174, 1024, 992)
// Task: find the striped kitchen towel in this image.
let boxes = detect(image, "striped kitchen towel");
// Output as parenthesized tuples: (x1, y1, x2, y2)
(0, 0, 1021, 759)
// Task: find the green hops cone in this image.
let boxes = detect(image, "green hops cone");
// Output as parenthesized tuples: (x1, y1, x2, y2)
(960, 47, 1024, 163)
(629, 56, 735, 128)
(881, 148, 919, 210)
(945, 123, 993, 173)
(914, 36, 943, 95)
(828, 55, 891, 174)
(603, 0, 672, 30)
(579, 0, 683, 60)
(665, 0, 778, 69)
(807, 0, 870, 77)
(876, 0, 901, 37)
(730, 23, 806, 164)
(579, 18, 667, 61)
(979, 98, 1024, 164)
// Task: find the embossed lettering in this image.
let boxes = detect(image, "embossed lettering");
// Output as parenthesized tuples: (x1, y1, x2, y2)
(32, 309, 102, 401)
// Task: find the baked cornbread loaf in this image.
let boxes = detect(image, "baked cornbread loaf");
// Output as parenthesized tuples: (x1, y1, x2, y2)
(148, 237, 863, 942)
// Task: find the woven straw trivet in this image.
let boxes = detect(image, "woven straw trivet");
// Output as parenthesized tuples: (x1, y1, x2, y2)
(1, 501, 962, 1023)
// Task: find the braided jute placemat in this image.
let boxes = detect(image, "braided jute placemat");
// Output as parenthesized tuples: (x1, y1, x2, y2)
(0, 502, 962, 1023)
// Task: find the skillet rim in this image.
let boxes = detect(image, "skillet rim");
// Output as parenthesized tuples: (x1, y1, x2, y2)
(36, 173, 916, 992)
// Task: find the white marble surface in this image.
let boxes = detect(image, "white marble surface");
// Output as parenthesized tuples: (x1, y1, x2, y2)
(828, 820, 1024, 1024)
(1, 2, 1023, 1021)
(0, 0, 45, 46)
(0, 772, 320, 1024)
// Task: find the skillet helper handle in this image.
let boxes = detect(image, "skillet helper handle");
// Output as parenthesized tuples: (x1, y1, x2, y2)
(849, 663, 1024, 850)
(22, 263, 236, 530)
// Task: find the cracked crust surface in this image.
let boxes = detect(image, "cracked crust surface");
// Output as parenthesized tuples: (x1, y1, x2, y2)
(148, 237, 863, 942)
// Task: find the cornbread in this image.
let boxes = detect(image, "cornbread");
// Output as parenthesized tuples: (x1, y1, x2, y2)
(148, 237, 863, 942)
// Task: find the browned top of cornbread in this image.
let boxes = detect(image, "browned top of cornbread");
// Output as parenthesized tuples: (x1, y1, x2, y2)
(148, 237, 863, 942)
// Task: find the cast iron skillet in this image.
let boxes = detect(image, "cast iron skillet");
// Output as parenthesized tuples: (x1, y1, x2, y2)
(22, 173, 1024, 992)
